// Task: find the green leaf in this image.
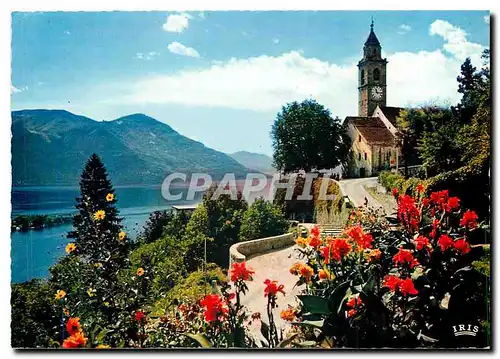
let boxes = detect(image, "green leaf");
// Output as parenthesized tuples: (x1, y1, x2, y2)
(291, 319, 324, 329)
(278, 333, 299, 348)
(184, 333, 213, 348)
(96, 328, 112, 343)
(298, 295, 330, 315)
(294, 340, 318, 348)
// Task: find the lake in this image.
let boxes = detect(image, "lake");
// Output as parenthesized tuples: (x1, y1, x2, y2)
(11, 185, 202, 283)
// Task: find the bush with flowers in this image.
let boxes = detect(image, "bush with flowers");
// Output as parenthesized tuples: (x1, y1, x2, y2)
(284, 185, 490, 348)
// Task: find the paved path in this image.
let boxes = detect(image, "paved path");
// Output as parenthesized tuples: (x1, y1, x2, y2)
(338, 177, 383, 209)
(240, 245, 305, 332)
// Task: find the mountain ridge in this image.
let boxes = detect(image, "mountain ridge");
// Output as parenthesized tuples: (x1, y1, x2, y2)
(12, 109, 250, 186)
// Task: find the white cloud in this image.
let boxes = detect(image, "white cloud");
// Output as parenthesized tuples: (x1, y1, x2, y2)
(100, 20, 484, 118)
(272, 38, 280, 44)
(135, 51, 160, 60)
(397, 24, 412, 34)
(429, 19, 485, 64)
(11, 85, 27, 94)
(162, 13, 192, 33)
(484, 15, 490, 24)
(167, 42, 200, 58)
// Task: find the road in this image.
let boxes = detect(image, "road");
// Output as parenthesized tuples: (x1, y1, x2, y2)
(338, 176, 383, 209)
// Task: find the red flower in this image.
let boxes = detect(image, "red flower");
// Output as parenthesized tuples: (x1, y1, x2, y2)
(445, 197, 460, 212)
(383, 275, 401, 292)
(345, 225, 373, 250)
(264, 279, 285, 297)
(62, 331, 88, 348)
(308, 234, 322, 248)
(430, 218, 440, 239)
(346, 296, 363, 308)
(200, 294, 228, 322)
(310, 225, 320, 238)
(430, 190, 449, 205)
(135, 310, 145, 322)
(332, 238, 352, 260)
(320, 245, 332, 264)
(453, 238, 471, 255)
(66, 317, 81, 336)
(414, 236, 431, 251)
(397, 195, 420, 232)
(230, 262, 255, 282)
(460, 210, 478, 229)
(416, 183, 425, 193)
(393, 247, 419, 268)
(422, 198, 431, 207)
(437, 234, 454, 251)
(392, 188, 399, 197)
(347, 309, 357, 317)
(398, 278, 418, 296)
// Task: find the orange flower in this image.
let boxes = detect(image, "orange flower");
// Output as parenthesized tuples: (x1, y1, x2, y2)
(136, 267, 145, 276)
(280, 307, 296, 322)
(366, 248, 382, 262)
(299, 264, 314, 282)
(66, 317, 81, 335)
(264, 279, 285, 297)
(345, 226, 372, 250)
(105, 193, 114, 202)
(289, 262, 302, 275)
(296, 237, 308, 248)
(416, 183, 425, 193)
(55, 290, 66, 300)
(62, 331, 88, 348)
(318, 269, 331, 280)
(118, 231, 126, 240)
(230, 262, 255, 282)
(63, 308, 70, 316)
(65, 243, 76, 254)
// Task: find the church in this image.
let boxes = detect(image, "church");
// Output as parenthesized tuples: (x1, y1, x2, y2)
(344, 21, 404, 178)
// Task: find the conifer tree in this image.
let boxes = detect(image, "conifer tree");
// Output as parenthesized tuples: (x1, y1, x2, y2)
(67, 153, 130, 281)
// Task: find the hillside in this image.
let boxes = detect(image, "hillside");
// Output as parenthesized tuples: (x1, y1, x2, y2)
(228, 151, 275, 174)
(11, 110, 249, 186)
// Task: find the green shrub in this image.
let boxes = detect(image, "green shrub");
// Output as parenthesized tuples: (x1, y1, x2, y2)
(239, 198, 289, 241)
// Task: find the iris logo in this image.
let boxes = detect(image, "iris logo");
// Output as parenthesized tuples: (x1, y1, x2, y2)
(452, 324, 479, 337)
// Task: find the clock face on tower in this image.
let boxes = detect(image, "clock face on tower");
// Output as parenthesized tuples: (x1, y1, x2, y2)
(371, 86, 383, 100)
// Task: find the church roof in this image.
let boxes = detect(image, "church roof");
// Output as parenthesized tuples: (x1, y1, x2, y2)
(379, 105, 405, 126)
(364, 23, 380, 46)
(346, 116, 395, 146)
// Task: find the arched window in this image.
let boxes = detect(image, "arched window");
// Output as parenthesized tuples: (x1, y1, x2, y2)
(373, 68, 380, 82)
(360, 69, 365, 85)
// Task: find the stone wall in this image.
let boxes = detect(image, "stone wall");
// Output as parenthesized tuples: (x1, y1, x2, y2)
(229, 232, 296, 267)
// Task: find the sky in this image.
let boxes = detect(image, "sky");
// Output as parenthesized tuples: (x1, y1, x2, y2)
(11, 11, 490, 156)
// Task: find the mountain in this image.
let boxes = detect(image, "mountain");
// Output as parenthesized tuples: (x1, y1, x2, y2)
(11, 110, 249, 186)
(229, 151, 275, 174)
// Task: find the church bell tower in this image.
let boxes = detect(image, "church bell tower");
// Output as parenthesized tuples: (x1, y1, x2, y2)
(358, 20, 388, 117)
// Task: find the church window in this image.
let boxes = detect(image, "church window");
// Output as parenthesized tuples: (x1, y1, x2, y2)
(373, 68, 380, 81)
(360, 70, 365, 85)
(358, 135, 362, 142)
(364, 152, 367, 161)
(358, 153, 361, 161)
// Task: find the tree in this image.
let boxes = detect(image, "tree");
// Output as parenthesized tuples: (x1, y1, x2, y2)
(271, 99, 350, 173)
(239, 198, 289, 241)
(183, 184, 248, 269)
(67, 154, 130, 276)
(136, 209, 190, 245)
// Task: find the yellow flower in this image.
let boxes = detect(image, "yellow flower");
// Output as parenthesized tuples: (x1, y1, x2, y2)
(55, 290, 66, 300)
(118, 231, 126, 241)
(65, 243, 76, 254)
(94, 262, 102, 268)
(87, 288, 96, 297)
(96, 344, 110, 349)
(136, 267, 145, 277)
(296, 237, 308, 248)
(103, 302, 110, 307)
(63, 307, 70, 316)
(106, 193, 114, 202)
(93, 210, 106, 221)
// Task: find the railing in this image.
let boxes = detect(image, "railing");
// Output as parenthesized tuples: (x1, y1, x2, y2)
(229, 233, 296, 267)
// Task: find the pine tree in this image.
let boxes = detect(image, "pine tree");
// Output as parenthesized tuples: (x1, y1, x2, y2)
(67, 154, 130, 280)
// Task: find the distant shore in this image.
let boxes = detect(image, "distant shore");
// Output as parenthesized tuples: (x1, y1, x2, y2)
(11, 214, 74, 232)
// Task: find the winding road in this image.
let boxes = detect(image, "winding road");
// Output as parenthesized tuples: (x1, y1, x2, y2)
(338, 176, 383, 209)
